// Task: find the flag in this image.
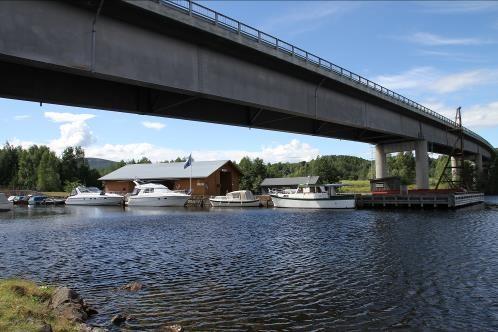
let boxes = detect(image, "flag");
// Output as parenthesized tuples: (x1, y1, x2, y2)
(184, 154, 192, 169)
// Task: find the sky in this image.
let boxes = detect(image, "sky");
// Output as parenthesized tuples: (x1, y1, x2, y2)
(1, 1, 498, 163)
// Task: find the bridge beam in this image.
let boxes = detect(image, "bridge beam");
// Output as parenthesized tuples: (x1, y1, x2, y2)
(415, 140, 429, 190)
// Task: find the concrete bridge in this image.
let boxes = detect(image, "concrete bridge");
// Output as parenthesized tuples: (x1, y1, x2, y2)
(0, 0, 494, 189)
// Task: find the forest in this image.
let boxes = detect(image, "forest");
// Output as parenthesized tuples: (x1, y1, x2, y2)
(0, 143, 497, 194)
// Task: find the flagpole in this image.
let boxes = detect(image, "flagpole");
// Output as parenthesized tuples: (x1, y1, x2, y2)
(190, 160, 192, 194)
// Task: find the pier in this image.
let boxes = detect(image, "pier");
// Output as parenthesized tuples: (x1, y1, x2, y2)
(356, 191, 484, 209)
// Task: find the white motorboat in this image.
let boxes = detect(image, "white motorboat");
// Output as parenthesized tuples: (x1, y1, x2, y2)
(65, 186, 124, 206)
(209, 190, 260, 207)
(0, 193, 13, 212)
(271, 184, 355, 209)
(126, 181, 190, 207)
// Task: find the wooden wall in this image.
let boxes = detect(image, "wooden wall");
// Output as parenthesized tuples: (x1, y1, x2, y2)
(102, 161, 241, 196)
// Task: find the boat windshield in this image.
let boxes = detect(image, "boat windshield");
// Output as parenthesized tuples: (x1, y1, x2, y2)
(77, 187, 101, 193)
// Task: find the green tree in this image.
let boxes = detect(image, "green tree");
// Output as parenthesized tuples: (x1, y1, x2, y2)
(137, 157, 152, 164)
(387, 152, 415, 184)
(36, 150, 61, 191)
(0, 142, 20, 186)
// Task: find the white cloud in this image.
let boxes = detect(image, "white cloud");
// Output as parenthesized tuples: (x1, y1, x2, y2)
(260, 2, 360, 35)
(407, 32, 492, 46)
(431, 70, 491, 93)
(43, 111, 96, 153)
(85, 139, 320, 163)
(375, 67, 498, 94)
(44, 112, 95, 123)
(424, 100, 498, 128)
(419, 1, 498, 14)
(14, 115, 30, 120)
(375, 67, 435, 90)
(142, 121, 165, 130)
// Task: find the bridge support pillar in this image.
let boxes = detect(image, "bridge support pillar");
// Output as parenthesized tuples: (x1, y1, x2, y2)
(375, 145, 387, 179)
(415, 140, 429, 190)
(475, 153, 483, 173)
(451, 157, 460, 182)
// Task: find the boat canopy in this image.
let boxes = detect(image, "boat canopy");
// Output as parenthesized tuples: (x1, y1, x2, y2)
(227, 190, 255, 200)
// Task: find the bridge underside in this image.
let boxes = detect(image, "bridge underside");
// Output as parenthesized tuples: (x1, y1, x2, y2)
(0, 59, 470, 158)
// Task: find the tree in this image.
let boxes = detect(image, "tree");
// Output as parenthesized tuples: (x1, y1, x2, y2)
(0, 142, 20, 186)
(60, 147, 80, 184)
(238, 157, 267, 192)
(387, 152, 415, 184)
(36, 150, 61, 191)
(137, 157, 152, 164)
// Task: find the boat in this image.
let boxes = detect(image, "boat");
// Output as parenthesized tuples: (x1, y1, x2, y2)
(12, 195, 29, 205)
(209, 190, 261, 207)
(0, 193, 13, 212)
(125, 181, 190, 207)
(270, 184, 356, 209)
(65, 186, 124, 206)
(28, 195, 48, 206)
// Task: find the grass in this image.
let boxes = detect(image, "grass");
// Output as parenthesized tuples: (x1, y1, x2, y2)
(0, 279, 78, 332)
(41, 192, 69, 198)
(339, 180, 418, 193)
(339, 180, 371, 193)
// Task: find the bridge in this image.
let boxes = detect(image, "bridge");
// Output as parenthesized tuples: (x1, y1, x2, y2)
(0, 0, 494, 189)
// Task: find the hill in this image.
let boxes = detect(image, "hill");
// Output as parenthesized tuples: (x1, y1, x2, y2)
(85, 158, 117, 170)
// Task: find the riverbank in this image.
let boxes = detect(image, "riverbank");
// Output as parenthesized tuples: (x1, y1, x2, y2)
(0, 279, 111, 332)
(0, 279, 80, 331)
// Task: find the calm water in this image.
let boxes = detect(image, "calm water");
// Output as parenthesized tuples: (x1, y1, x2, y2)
(1, 200, 498, 331)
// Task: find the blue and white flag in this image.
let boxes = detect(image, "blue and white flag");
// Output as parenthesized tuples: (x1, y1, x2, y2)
(184, 154, 192, 169)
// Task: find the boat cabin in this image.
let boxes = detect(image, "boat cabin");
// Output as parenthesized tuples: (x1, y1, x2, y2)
(225, 190, 255, 201)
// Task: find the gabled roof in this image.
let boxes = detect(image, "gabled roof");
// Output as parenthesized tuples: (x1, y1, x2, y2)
(99, 160, 236, 181)
(260, 176, 320, 187)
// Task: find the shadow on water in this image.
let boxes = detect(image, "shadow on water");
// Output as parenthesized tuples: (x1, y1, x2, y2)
(0, 200, 498, 330)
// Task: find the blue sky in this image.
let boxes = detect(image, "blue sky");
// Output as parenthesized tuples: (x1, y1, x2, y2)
(1, 1, 498, 162)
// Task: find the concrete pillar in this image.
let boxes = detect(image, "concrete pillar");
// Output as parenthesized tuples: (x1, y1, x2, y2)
(451, 157, 459, 182)
(415, 140, 429, 189)
(475, 153, 483, 173)
(375, 145, 387, 179)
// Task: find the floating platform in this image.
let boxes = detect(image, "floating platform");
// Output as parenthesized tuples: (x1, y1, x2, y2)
(356, 191, 484, 209)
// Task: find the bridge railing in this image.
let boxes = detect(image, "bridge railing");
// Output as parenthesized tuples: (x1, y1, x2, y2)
(158, 0, 493, 149)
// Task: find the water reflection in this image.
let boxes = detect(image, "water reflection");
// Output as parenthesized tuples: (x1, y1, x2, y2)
(0, 202, 497, 330)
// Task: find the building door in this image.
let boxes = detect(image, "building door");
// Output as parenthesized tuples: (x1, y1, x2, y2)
(220, 171, 232, 195)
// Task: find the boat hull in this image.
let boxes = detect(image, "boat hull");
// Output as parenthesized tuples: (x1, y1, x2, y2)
(209, 199, 260, 207)
(65, 196, 123, 206)
(0, 202, 13, 212)
(271, 195, 355, 209)
(126, 195, 189, 207)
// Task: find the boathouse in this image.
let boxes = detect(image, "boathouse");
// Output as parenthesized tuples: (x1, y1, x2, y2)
(99, 160, 241, 196)
(260, 176, 320, 194)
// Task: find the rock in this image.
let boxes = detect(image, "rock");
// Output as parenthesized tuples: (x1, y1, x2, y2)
(157, 324, 184, 332)
(120, 281, 143, 292)
(38, 324, 53, 332)
(78, 323, 108, 332)
(48, 287, 97, 323)
(110, 313, 134, 326)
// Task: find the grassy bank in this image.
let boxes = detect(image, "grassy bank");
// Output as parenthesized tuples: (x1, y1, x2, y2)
(0, 279, 77, 332)
(340, 180, 371, 193)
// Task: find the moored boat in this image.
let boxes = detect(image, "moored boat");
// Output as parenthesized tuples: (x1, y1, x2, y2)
(125, 181, 190, 207)
(28, 195, 48, 206)
(65, 186, 123, 206)
(209, 190, 261, 207)
(271, 184, 355, 209)
(0, 193, 13, 212)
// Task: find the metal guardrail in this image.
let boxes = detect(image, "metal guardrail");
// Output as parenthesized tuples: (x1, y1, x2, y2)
(159, 0, 493, 150)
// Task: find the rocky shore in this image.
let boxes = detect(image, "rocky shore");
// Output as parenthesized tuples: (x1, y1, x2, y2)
(0, 279, 183, 332)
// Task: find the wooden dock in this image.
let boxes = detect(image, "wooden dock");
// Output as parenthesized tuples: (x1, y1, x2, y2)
(357, 191, 484, 209)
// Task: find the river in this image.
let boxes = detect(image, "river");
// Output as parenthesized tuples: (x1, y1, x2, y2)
(1, 200, 498, 330)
